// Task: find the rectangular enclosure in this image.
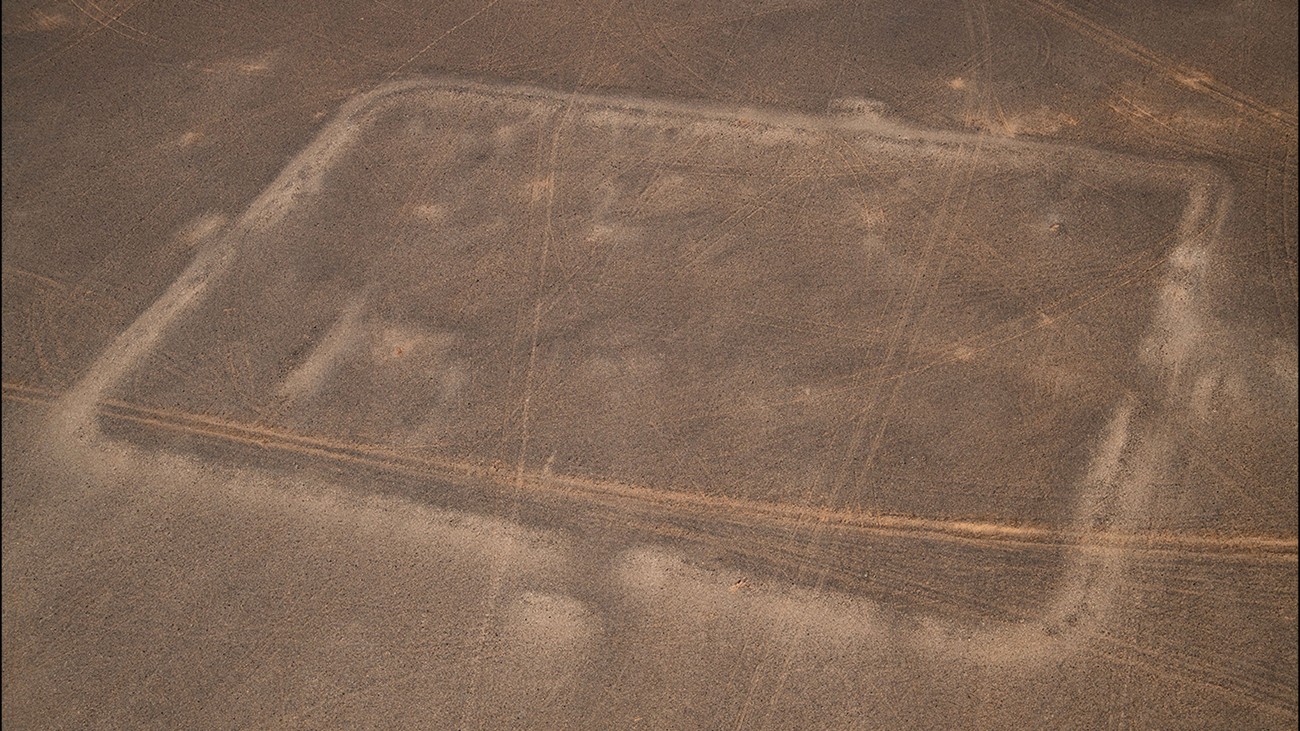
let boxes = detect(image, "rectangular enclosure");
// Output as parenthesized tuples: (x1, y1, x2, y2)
(110, 79, 1209, 529)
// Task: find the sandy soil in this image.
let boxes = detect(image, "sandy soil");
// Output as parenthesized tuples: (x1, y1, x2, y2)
(3, 0, 1297, 728)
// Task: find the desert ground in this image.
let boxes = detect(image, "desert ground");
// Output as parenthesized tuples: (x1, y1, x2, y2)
(2, 1, 1297, 728)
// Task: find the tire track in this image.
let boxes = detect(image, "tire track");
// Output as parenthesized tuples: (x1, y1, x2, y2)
(5, 381, 1294, 563)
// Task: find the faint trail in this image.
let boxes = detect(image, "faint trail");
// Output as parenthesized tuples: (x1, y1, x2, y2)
(514, 97, 576, 490)
(6, 381, 1295, 562)
(2, 266, 71, 291)
(4, 0, 156, 78)
(382, 0, 504, 81)
(1082, 631, 1298, 718)
(1019, 0, 1297, 131)
(1105, 91, 1277, 173)
(69, 0, 158, 45)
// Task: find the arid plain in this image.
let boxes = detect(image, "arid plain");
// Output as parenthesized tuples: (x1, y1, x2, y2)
(3, 1, 1297, 728)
